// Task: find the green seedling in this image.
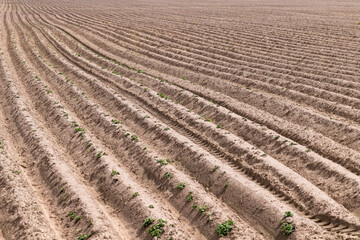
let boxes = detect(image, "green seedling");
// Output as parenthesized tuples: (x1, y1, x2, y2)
(186, 192, 194, 202)
(212, 166, 219, 172)
(176, 182, 186, 190)
(111, 119, 120, 124)
(131, 135, 139, 142)
(306, 148, 312, 152)
(142, 217, 154, 228)
(164, 172, 171, 178)
(77, 234, 92, 240)
(198, 205, 207, 213)
(164, 127, 170, 131)
(281, 222, 295, 235)
(216, 220, 234, 237)
(284, 211, 293, 217)
(69, 211, 76, 220)
(149, 205, 154, 208)
(148, 219, 167, 237)
(111, 170, 120, 176)
(96, 152, 102, 159)
(157, 159, 168, 166)
(132, 192, 139, 197)
(216, 124, 224, 129)
(192, 204, 197, 209)
(74, 215, 82, 224)
(75, 127, 86, 135)
(157, 92, 168, 100)
(11, 170, 20, 175)
(274, 136, 280, 140)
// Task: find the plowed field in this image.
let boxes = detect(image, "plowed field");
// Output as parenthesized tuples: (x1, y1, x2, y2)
(0, 0, 360, 239)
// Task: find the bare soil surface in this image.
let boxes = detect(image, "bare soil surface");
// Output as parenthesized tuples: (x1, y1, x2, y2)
(0, 0, 360, 239)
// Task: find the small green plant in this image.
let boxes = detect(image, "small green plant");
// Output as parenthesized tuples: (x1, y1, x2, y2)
(306, 148, 312, 152)
(157, 92, 168, 100)
(157, 159, 168, 166)
(111, 170, 120, 176)
(192, 204, 197, 209)
(137, 70, 142, 73)
(132, 192, 139, 197)
(198, 205, 207, 213)
(246, 86, 251, 90)
(212, 166, 219, 172)
(224, 181, 229, 187)
(186, 192, 194, 202)
(77, 234, 92, 240)
(164, 172, 171, 178)
(111, 119, 120, 124)
(149, 205, 154, 208)
(75, 127, 86, 135)
(280, 222, 295, 235)
(164, 127, 170, 131)
(216, 124, 224, 129)
(131, 135, 139, 142)
(176, 182, 186, 190)
(11, 170, 20, 175)
(60, 187, 65, 193)
(96, 152, 102, 159)
(290, 142, 297, 146)
(284, 211, 293, 217)
(69, 211, 76, 220)
(74, 215, 82, 224)
(142, 217, 155, 228)
(280, 211, 295, 235)
(148, 219, 167, 237)
(274, 136, 280, 140)
(216, 220, 234, 237)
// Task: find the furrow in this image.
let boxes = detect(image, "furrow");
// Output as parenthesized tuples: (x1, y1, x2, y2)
(15, 6, 360, 237)
(7, 10, 205, 240)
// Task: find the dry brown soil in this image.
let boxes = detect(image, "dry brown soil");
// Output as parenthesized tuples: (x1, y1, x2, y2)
(0, 0, 360, 239)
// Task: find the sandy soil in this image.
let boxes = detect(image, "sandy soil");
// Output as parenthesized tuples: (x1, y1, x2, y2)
(0, 0, 360, 239)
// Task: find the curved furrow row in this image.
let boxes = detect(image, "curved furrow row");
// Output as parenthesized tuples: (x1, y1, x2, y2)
(26, 8, 360, 185)
(1, 8, 125, 240)
(20, 3, 358, 202)
(64, 8, 360, 77)
(58, 10, 360, 87)
(11, 3, 346, 238)
(2, 0, 360, 239)
(26, 2, 357, 84)
(40, 10, 360, 111)
(0, 40, 59, 240)
(14, 4, 360, 237)
(9, 6, 268, 240)
(67, 12, 360, 100)
(35, 13, 360, 200)
(32, 10, 360, 154)
(6, 8, 216, 240)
